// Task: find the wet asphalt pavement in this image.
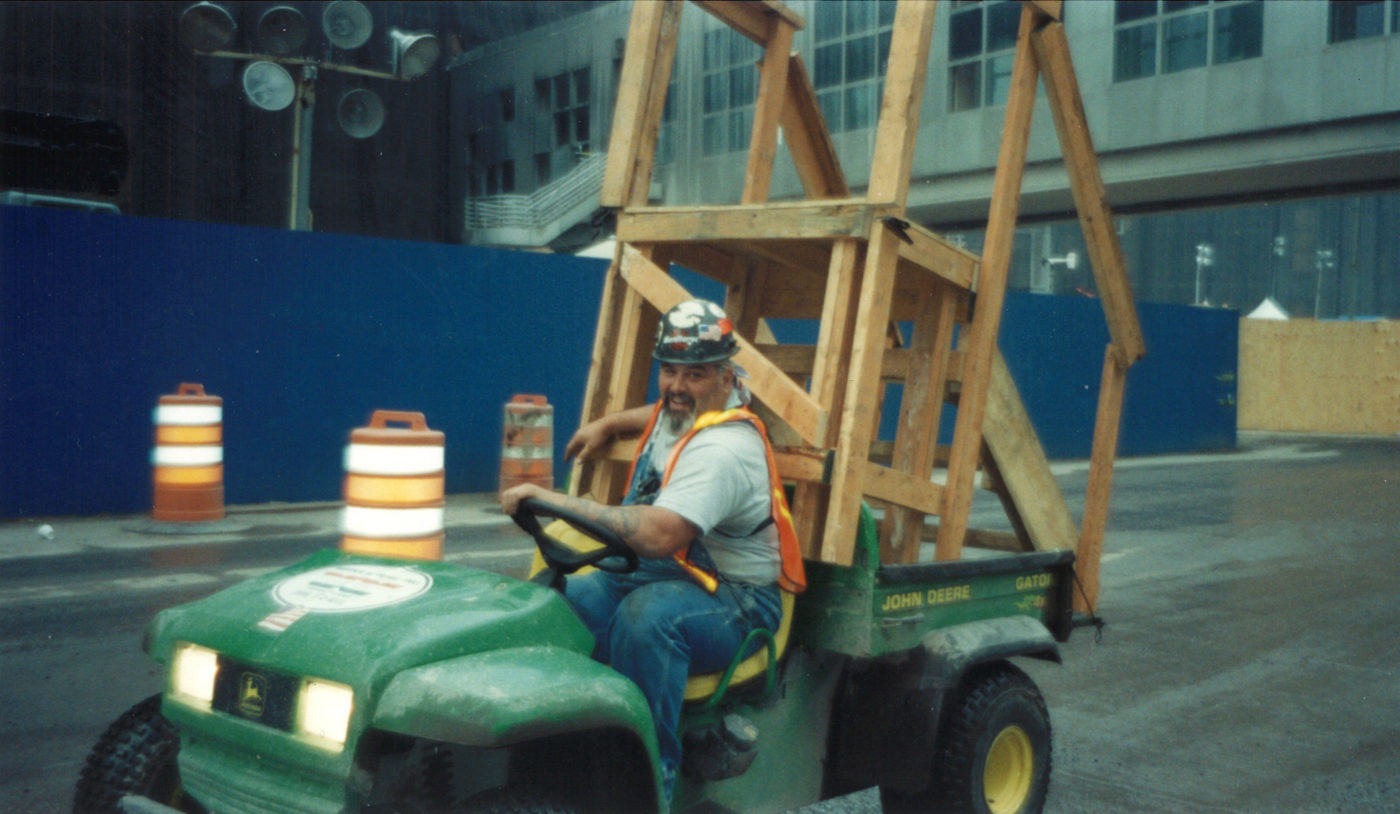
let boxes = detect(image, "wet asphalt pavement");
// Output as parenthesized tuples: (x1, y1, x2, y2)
(1, 432, 1396, 813)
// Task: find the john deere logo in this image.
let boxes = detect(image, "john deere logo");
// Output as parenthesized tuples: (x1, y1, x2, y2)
(238, 673, 267, 718)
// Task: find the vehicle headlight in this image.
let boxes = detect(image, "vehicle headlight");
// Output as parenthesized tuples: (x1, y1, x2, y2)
(171, 643, 220, 708)
(298, 679, 354, 747)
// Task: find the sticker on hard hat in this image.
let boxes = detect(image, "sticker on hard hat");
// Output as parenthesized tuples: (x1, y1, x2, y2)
(271, 563, 433, 613)
(666, 300, 710, 328)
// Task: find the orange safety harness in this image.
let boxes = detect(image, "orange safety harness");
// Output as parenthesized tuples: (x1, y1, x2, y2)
(625, 401, 806, 595)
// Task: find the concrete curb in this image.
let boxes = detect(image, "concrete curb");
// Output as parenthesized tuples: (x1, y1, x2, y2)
(0, 492, 514, 563)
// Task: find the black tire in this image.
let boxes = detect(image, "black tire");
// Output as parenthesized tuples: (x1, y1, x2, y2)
(882, 661, 1052, 814)
(461, 786, 577, 814)
(73, 694, 199, 814)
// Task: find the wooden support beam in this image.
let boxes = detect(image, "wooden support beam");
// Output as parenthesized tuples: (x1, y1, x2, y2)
(727, 11, 793, 361)
(692, 0, 805, 44)
(570, 253, 629, 500)
(809, 240, 865, 454)
(894, 220, 981, 291)
(758, 278, 968, 323)
(726, 257, 768, 339)
(594, 247, 667, 505)
(936, 5, 1039, 562)
(967, 529, 1028, 553)
(773, 446, 829, 485)
(790, 238, 864, 556)
(1024, 0, 1063, 21)
(863, 461, 944, 517)
(742, 19, 796, 203)
(598, 437, 833, 490)
(882, 280, 959, 564)
(978, 440, 1036, 552)
(1076, 343, 1128, 613)
(754, 343, 942, 382)
(781, 53, 848, 199)
(823, 222, 904, 563)
(666, 239, 830, 292)
(663, 242, 748, 288)
(616, 200, 896, 243)
(618, 245, 827, 446)
(1032, 21, 1146, 367)
(601, 1, 682, 208)
(607, 249, 669, 424)
(866, 0, 936, 205)
(917, 523, 1026, 553)
(738, 239, 833, 276)
(982, 350, 1078, 552)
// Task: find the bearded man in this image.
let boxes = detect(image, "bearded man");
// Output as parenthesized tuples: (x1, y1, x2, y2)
(498, 298, 803, 802)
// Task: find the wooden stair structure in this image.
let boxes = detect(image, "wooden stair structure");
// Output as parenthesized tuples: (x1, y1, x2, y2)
(569, 0, 1146, 614)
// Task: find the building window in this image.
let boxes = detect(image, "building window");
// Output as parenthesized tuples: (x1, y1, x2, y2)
(812, 0, 896, 131)
(534, 152, 550, 186)
(947, 0, 1021, 112)
(657, 78, 679, 165)
(1113, 1, 1263, 82)
(701, 24, 761, 155)
(485, 160, 515, 195)
(499, 87, 515, 122)
(538, 68, 591, 150)
(1328, 0, 1400, 41)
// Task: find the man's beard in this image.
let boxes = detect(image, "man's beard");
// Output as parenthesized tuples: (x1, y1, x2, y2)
(664, 402, 696, 434)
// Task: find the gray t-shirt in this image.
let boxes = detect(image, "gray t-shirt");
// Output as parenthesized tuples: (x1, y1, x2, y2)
(650, 420, 780, 586)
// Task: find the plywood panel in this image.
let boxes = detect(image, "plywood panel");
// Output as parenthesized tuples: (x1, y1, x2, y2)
(1238, 319, 1400, 434)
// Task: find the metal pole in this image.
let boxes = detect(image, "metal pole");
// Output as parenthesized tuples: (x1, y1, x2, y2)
(287, 66, 317, 230)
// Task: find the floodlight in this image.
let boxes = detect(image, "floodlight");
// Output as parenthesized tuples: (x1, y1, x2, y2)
(389, 28, 441, 80)
(337, 89, 385, 139)
(242, 61, 296, 111)
(323, 0, 374, 50)
(257, 6, 308, 56)
(179, 2, 236, 52)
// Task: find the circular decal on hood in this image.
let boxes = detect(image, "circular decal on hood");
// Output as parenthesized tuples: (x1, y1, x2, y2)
(272, 563, 432, 613)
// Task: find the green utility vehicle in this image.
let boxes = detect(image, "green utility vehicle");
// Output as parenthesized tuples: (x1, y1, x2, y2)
(75, 498, 1080, 814)
(77, 0, 1143, 810)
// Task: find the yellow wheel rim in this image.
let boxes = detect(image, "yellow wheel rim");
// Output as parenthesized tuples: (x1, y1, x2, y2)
(984, 724, 1034, 814)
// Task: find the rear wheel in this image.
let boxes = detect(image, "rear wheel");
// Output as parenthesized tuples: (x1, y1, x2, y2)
(882, 661, 1051, 814)
(73, 694, 201, 814)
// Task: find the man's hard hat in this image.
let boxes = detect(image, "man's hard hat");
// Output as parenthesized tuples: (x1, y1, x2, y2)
(653, 299, 739, 364)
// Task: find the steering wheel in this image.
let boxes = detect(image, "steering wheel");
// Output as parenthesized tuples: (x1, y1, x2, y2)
(511, 497, 640, 579)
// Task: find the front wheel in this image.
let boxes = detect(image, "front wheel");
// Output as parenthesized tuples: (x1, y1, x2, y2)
(882, 661, 1051, 814)
(73, 694, 201, 814)
(462, 785, 578, 814)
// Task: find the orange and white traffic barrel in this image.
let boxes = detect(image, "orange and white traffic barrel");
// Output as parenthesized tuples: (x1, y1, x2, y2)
(500, 394, 553, 493)
(151, 383, 225, 523)
(340, 410, 445, 561)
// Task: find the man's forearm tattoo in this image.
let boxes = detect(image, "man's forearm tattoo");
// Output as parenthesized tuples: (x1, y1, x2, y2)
(554, 494, 643, 546)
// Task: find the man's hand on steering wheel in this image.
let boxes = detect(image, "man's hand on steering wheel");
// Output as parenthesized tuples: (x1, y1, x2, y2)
(508, 494, 640, 577)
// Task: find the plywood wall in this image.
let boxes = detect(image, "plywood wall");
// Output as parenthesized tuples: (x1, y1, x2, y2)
(1239, 319, 1400, 435)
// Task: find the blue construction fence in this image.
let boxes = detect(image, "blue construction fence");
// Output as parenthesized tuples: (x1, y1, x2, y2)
(1, 205, 1238, 518)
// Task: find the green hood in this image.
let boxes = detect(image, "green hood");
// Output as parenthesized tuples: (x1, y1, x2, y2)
(146, 549, 594, 696)
(145, 551, 661, 814)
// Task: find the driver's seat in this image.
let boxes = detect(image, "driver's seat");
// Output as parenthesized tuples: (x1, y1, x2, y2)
(528, 520, 795, 703)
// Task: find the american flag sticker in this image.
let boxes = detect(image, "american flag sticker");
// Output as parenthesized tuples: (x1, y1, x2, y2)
(257, 606, 309, 633)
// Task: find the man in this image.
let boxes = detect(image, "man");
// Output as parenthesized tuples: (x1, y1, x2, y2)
(498, 298, 803, 801)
